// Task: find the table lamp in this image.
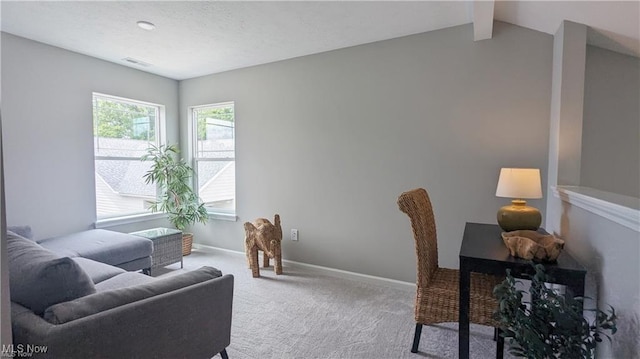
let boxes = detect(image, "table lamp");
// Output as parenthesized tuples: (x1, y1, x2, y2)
(495, 168, 543, 232)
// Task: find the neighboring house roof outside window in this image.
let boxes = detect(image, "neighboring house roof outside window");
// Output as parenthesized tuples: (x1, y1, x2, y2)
(95, 137, 234, 209)
(199, 161, 235, 204)
(95, 160, 155, 197)
(94, 137, 152, 158)
(94, 137, 156, 197)
(95, 174, 150, 217)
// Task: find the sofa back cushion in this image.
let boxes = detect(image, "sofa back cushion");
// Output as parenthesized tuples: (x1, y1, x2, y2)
(7, 232, 96, 315)
(43, 266, 222, 324)
(72, 257, 127, 284)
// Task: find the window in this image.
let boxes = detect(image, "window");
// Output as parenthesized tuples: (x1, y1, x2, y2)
(93, 93, 164, 219)
(191, 102, 235, 214)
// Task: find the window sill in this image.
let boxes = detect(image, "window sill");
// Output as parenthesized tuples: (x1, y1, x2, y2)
(95, 212, 167, 229)
(96, 211, 237, 228)
(552, 186, 640, 232)
(208, 212, 237, 222)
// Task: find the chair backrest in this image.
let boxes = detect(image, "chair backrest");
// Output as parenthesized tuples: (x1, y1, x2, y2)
(397, 188, 439, 287)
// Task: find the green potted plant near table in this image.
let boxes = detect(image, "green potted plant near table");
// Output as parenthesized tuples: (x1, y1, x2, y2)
(142, 144, 208, 255)
(493, 263, 617, 359)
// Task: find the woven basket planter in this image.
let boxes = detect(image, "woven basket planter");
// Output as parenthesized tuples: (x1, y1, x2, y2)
(182, 233, 194, 256)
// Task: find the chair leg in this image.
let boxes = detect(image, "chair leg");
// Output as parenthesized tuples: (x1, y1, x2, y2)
(411, 323, 422, 353)
(496, 329, 504, 359)
(220, 348, 229, 359)
(493, 327, 498, 341)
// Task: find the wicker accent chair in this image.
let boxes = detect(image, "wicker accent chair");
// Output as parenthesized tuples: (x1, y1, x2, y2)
(397, 188, 504, 357)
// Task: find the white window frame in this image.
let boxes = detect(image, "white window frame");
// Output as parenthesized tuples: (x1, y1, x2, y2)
(93, 92, 166, 223)
(189, 102, 236, 220)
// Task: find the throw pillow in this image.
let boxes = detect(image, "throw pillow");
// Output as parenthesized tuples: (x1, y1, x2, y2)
(7, 225, 34, 241)
(7, 232, 96, 315)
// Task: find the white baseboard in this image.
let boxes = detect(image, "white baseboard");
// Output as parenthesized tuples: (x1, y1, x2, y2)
(193, 243, 416, 291)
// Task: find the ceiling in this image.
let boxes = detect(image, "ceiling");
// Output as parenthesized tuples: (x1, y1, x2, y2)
(1, 1, 638, 81)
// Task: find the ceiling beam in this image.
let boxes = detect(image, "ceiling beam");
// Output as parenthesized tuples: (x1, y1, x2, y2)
(473, 0, 495, 41)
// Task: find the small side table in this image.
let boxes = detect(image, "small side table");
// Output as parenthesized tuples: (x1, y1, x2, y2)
(130, 228, 183, 275)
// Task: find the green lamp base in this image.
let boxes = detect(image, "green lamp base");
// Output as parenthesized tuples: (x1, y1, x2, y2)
(497, 200, 542, 232)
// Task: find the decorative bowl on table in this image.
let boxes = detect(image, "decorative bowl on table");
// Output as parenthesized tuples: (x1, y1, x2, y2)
(501, 230, 565, 262)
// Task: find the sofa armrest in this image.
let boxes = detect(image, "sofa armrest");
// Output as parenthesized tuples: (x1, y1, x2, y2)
(12, 274, 234, 359)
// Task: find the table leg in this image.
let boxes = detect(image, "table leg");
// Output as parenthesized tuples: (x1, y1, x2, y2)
(459, 260, 470, 359)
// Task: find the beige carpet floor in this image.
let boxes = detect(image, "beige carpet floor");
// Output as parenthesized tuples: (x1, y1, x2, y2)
(154, 249, 514, 359)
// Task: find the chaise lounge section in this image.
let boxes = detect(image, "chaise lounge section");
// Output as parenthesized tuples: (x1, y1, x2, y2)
(36, 229, 153, 272)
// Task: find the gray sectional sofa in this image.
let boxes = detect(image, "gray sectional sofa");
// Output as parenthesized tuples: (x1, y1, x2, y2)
(7, 228, 234, 359)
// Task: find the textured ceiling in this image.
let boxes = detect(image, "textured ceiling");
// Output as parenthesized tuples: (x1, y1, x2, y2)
(0, 1, 471, 80)
(1, 1, 638, 80)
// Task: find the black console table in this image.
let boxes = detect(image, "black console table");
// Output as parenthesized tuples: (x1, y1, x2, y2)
(458, 222, 586, 359)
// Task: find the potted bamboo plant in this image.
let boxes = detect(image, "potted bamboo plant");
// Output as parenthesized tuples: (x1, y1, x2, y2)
(142, 144, 208, 255)
(494, 263, 617, 359)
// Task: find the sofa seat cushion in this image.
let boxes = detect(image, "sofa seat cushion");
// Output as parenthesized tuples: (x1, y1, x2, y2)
(7, 232, 96, 315)
(72, 257, 127, 284)
(94, 272, 157, 292)
(38, 229, 153, 267)
(44, 266, 224, 324)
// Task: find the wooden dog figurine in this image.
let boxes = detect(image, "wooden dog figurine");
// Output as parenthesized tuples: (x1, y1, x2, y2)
(244, 214, 283, 278)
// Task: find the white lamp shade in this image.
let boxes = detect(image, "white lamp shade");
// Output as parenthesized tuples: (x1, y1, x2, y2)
(495, 168, 542, 199)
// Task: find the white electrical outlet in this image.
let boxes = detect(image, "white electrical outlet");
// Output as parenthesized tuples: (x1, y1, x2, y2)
(291, 229, 299, 241)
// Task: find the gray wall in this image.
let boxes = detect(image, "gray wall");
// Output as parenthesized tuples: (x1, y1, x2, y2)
(181, 22, 553, 282)
(581, 45, 640, 198)
(546, 21, 639, 357)
(562, 206, 640, 357)
(1, 32, 179, 239)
